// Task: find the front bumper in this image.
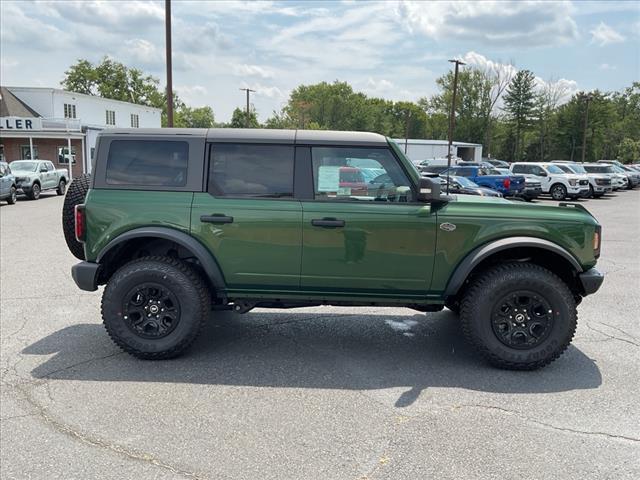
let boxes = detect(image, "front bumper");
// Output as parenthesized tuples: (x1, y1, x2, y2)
(71, 262, 100, 291)
(578, 268, 604, 296)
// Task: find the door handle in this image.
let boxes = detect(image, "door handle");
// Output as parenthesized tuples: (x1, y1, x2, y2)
(200, 214, 234, 224)
(311, 218, 345, 228)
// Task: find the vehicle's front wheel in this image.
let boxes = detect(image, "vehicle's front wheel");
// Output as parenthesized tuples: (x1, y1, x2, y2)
(101, 256, 210, 359)
(550, 184, 567, 201)
(459, 262, 577, 370)
(27, 183, 41, 200)
(7, 186, 17, 204)
(56, 179, 66, 195)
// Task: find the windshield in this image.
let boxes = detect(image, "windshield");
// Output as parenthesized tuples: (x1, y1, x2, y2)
(10, 161, 38, 172)
(556, 165, 572, 173)
(545, 165, 564, 174)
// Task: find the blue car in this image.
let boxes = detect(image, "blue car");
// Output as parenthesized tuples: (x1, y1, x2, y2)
(441, 165, 525, 196)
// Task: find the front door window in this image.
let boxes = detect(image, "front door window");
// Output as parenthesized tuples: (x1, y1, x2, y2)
(311, 147, 414, 202)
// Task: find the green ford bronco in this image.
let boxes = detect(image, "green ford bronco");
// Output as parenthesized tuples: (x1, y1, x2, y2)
(63, 128, 604, 369)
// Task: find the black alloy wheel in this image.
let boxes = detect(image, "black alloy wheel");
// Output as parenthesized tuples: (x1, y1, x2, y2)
(123, 283, 181, 339)
(491, 291, 553, 349)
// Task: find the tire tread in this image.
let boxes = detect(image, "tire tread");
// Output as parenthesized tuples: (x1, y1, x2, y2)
(101, 256, 210, 360)
(460, 262, 577, 370)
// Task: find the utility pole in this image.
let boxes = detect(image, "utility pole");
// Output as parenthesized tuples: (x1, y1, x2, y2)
(581, 93, 593, 163)
(446, 59, 465, 194)
(165, 0, 173, 127)
(404, 110, 412, 154)
(239, 88, 256, 128)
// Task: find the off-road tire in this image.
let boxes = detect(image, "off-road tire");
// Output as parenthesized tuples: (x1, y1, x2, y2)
(27, 183, 41, 200)
(550, 183, 567, 201)
(101, 256, 210, 360)
(62, 173, 91, 260)
(56, 179, 66, 195)
(459, 262, 577, 370)
(7, 186, 17, 204)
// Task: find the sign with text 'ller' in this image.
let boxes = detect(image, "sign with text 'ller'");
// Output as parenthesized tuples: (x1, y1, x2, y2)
(0, 117, 43, 131)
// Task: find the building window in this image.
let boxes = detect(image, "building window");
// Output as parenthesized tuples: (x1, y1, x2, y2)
(130, 114, 139, 128)
(64, 103, 77, 119)
(20, 145, 39, 159)
(58, 146, 77, 165)
(106, 110, 116, 125)
(0, 145, 4, 162)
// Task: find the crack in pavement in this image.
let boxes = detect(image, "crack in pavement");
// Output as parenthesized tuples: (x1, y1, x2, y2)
(13, 379, 210, 479)
(585, 323, 639, 347)
(448, 403, 640, 443)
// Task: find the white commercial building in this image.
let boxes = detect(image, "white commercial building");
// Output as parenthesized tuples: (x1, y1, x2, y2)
(393, 138, 483, 164)
(0, 86, 161, 177)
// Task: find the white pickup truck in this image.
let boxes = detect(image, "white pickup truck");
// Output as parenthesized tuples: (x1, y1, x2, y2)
(10, 160, 69, 200)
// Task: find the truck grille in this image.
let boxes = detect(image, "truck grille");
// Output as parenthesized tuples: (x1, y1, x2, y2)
(596, 178, 611, 185)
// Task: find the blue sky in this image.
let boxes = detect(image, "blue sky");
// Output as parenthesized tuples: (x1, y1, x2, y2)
(1, 1, 638, 122)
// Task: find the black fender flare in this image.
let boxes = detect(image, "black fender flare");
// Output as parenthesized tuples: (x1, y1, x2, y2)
(443, 236, 583, 297)
(96, 226, 227, 296)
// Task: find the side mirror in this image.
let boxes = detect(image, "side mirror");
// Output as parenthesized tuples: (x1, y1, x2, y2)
(539, 171, 548, 177)
(417, 177, 450, 204)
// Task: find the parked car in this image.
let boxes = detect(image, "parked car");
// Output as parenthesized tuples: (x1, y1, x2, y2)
(10, 160, 69, 200)
(438, 175, 503, 197)
(65, 127, 604, 370)
(510, 162, 589, 200)
(609, 164, 639, 189)
(582, 164, 626, 190)
(441, 165, 525, 197)
(551, 161, 612, 198)
(0, 161, 17, 204)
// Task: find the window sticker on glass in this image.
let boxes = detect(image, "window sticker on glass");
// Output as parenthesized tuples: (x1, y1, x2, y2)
(317, 165, 341, 192)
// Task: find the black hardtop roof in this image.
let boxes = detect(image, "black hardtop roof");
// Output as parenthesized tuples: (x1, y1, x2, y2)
(100, 128, 388, 146)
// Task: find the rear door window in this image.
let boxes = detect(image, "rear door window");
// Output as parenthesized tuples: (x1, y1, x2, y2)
(106, 140, 189, 186)
(208, 144, 294, 198)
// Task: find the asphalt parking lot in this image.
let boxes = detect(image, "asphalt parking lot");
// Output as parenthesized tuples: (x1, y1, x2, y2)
(1, 190, 639, 480)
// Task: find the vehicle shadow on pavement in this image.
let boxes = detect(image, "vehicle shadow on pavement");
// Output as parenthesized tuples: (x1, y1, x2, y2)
(23, 310, 602, 407)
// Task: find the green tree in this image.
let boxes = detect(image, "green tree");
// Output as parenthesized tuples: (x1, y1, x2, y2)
(61, 58, 215, 128)
(228, 107, 259, 128)
(61, 59, 97, 95)
(503, 70, 536, 161)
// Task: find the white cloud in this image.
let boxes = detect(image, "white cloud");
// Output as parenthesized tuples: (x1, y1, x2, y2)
(123, 39, 164, 69)
(240, 81, 287, 100)
(599, 63, 617, 71)
(590, 22, 625, 46)
(397, 0, 578, 46)
(232, 64, 274, 79)
(461, 51, 517, 79)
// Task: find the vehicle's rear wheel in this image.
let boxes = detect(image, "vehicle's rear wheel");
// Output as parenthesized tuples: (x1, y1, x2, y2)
(7, 186, 17, 204)
(62, 173, 91, 260)
(459, 262, 577, 370)
(56, 179, 66, 195)
(27, 183, 41, 200)
(550, 184, 567, 201)
(101, 256, 210, 359)
(588, 185, 594, 198)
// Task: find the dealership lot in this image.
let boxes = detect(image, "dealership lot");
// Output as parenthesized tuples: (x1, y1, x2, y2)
(1, 191, 639, 479)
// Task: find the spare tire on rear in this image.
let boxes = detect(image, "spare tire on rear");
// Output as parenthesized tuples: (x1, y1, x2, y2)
(62, 173, 91, 260)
